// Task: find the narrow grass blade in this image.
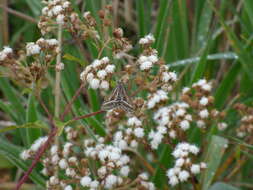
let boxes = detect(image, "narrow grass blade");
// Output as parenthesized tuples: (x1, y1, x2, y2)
(214, 63, 241, 109)
(154, 0, 171, 54)
(136, 0, 147, 37)
(201, 135, 228, 190)
(26, 93, 42, 145)
(152, 145, 171, 188)
(0, 121, 47, 133)
(208, 182, 240, 190)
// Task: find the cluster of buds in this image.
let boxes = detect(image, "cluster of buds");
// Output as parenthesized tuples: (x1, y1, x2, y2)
(167, 142, 206, 186)
(158, 65, 177, 92)
(135, 34, 160, 71)
(84, 138, 131, 189)
(234, 103, 253, 138)
(112, 28, 133, 59)
(181, 79, 226, 130)
(20, 136, 48, 160)
(26, 38, 59, 58)
(146, 90, 168, 109)
(113, 116, 145, 149)
(0, 46, 13, 64)
(80, 57, 115, 90)
(38, 0, 71, 34)
(149, 102, 192, 149)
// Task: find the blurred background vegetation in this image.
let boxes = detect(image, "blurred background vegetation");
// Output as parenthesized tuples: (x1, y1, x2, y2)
(0, 0, 253, 189)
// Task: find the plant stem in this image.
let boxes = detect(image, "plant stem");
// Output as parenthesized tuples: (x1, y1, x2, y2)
(54, 23, 63, 118)
(60, 82, 85, 120)
(15, 126, 57, 190)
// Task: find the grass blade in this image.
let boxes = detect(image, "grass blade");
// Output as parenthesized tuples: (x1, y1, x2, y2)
(201, 135, 228, 190)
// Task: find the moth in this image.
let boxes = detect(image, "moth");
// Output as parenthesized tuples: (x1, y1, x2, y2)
(101, 81, 134, 113)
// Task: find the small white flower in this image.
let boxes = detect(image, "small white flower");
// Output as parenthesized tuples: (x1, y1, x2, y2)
(59, 159, 68, 169)
(50, 145, 58, 155)
(134, 127, 144, 138)
(139, 172, 149, 180)
(197, 120, 205, 128)
(64, 185, 73, 190)
(202, 83, 212, 91)
(20, 150, 30, 160)
(176, 109, 185, 116)
(169, 175, 179, 186)
(199, 109, 209, 118)
(148, 55, 158, 63)
(30, 136, 48, 152)
(218, 122, 228, 131)
(200, 162, 207, 169)
(140, 61, 153, 70)
(175, 158, 185, 167)
(83, 11, 91, 19)
(66, 168, 76, 177)
(80, 176, 92, 187)
(199, 97, 208, 106)
(97, 70, 107, 79)
(191, 164, 200, 174)
(90, 78, 100, 89)
(105, 64, 115, 73)
(130, 140, 138, 148)
(92, 59, 102, 68)
(189, 145, 199, 155)
(49, 176, 59, 185)
(90, 180, 99, 188)
(180, 120, 190, 130)
(127, 117, 142, 126)
(101, 56, 110, 64)
(56, 14, 65, 24)
(26, 42, 41, 56)
(52, 5, 63, 15)
(86, 73, 94, 82)
(100, 80, 109, 90)
(105, 174, 118, 188)
(178, 170, 190, 181)
(3, 46, 13, 54)
(120, 166, 130, 177)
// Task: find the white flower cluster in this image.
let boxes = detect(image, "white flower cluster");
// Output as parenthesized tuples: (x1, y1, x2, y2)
(20, 136, 48, 160)
(192, 79, 212, 92)
(138, 173, 156, 190)
(167, 142, 206, 186)
(84, 139, 131, 189)
(149, 103, 192, 149)
(0, 46, 13, 61)
(41, 0, 71, 25)
(80, 57, 115, 90)
(161, 68, 177, 83)
(26, 38, 58, 56)
(139, 34, 155, 45)
(113, 116, 144, 149)
(147, 90, 168, 109)
(64, 126, 78, 140)
(137, 53, 158, 71)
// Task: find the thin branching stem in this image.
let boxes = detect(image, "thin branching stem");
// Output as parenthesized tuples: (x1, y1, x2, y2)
(60, 82, 86, 120)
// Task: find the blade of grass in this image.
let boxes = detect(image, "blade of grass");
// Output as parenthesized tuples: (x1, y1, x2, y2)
(201, 135, 228, 190)
(214, 62, 241, 109)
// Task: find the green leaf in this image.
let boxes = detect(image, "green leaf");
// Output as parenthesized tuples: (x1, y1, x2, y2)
(0, 121, 47, 133)
(63, 53, 87, 66)
(152, 145, 171, 188)
(208, 182, 240, 190)
(201, 135, 228, 190)
(136, 0, 147, 37)
(26, 93, 42, 146)
(214, 63, 241, 109)
(0, 137, 45, 187)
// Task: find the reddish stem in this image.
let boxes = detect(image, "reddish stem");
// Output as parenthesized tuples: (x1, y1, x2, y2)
(60, 83, 85, 120)
(71, 110, 105, 121)
(15, 126, 57, 190)
(15, 110, 105, 190)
